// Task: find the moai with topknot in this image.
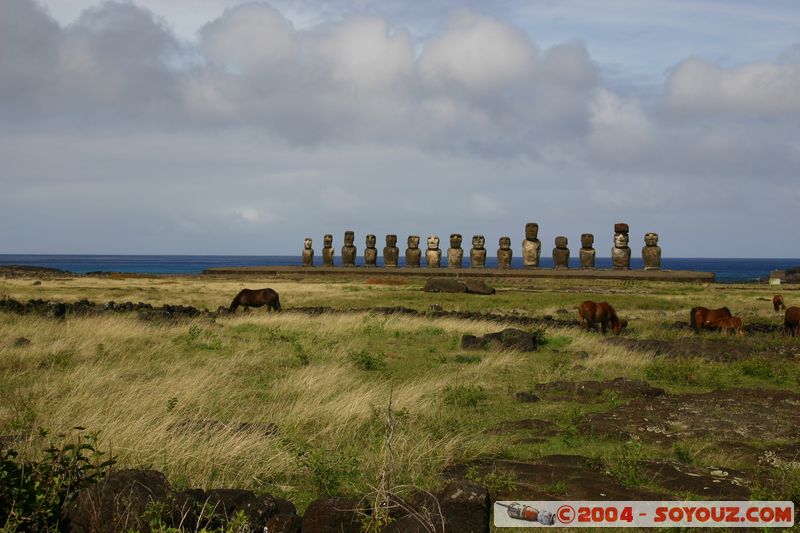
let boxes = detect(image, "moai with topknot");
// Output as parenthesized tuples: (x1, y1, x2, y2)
(383, 235, 399, 267)
(364, 234, 378, 267)
(579, 233, 596, 269)
(612, 223, 631, 270)
(522, 223, 542, 268)
(552, 236, 570, 269)
(342, 231, 357, 267)
(426, 236, 441, 268)
(322, 234, 335, 267)
(470, 235, 486, 268)
(497, 236, 513, 269)
(447, 234, 463, 268)
(642, 232, 662, 270)
(302, 238, 314, 267)
(405, 235, 421, 267)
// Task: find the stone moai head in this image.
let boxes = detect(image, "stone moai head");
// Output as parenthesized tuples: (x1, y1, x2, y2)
(366, 234, 376, 248)
(525, 223, 539, 240)
(614, 223, 630, 248)
(644, 232, 659, 246)
(499, 236, 511, 250)
(323, 234, 333, 247)
(450, 234, 462, 248)
(386, 234, 397, 247)
(472, 235, 485, 249)
(344, 231, 355, 246)
(408, 235, 420, 249)
(427, 236, 440, 250)
(581, 233, 594, 248)
(555, 236, 568, 249)
(304, 238, 312, 250)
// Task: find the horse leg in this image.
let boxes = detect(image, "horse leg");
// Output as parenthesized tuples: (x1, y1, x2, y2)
(600, 320, 608, 335)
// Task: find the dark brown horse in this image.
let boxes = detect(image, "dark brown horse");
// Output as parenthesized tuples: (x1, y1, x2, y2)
(229, 288, 281, 313)
(578, 300, 627, 335)
(773, 294, 786, 312)
(785, 306, 800, 336)
(689, 306, 731, 333)
(705, 315, 744, 336)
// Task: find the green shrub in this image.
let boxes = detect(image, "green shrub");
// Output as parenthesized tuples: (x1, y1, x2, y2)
(0, 428, 115, 531)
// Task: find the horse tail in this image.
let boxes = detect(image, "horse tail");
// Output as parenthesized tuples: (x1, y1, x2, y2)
(229, 291, 243, 313)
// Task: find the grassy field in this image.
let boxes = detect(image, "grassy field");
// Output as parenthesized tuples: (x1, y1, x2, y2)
(2, 273, 800, 516)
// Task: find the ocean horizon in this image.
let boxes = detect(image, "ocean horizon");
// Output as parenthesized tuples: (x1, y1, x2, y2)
(1, 254, 798, 283)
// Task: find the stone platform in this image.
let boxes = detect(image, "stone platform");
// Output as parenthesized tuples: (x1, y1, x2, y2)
(203, 266, 715, 282)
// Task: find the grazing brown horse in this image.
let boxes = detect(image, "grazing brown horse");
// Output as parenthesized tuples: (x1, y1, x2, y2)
(773, 294, 786, 312)
(705, 315, 744, 336)
(689, 306, 731, 333)
(229, 288, 281, 313)
(785, 306, 800, 336)
(577, 300, 627, 335)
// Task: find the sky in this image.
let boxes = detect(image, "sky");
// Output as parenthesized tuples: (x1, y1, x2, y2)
(1, 0, 799, 257)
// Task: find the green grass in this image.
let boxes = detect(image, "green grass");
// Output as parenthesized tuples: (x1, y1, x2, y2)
(1, 273, 799, 516)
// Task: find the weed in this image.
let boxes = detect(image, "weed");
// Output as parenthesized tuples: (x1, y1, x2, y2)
(545, 480, 569, 496)
(350, 350, 386, 371)
(300, 448, 360, 496)
(443, 385, 487, 408)
(608, 441, 646, 488)
(672, 443, 693, 464)
(166, 396, 178, 412)
(465, 466, 516, 494)
(423, 326, 445, 336)
(546, 335, 572, 349)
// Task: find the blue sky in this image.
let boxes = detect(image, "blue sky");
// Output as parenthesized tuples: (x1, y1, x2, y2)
(2, 0, 799, 257)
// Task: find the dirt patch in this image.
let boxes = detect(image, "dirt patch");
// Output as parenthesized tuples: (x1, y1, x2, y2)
(535, 377, 665, 402)
(582, 388, 800, 444)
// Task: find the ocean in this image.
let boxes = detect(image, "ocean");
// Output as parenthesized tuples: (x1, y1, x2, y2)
(1, 255, 797, 283)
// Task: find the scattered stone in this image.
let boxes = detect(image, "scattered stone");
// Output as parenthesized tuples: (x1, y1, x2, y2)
(423, 279, 467, 293)
(514, 391, 540, 403)
(639, 461, 749, 499)
(438, 480, 490, 533)
(65, 469, 172, 533)
(13, 337, 31, 347)
(463, 279, 495, 295)
(461, 328, 544, 352)
(444, 456, 666, 501)
(301, 497, 362, 533)
(535, 378, 665, 403)
(266, 512, 302, 533)
(204, 489, 280, 528)
(32, 280, 42, 286)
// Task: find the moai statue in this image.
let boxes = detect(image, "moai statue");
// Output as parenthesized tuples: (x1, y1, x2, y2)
(405, 235, 421, 267)
(341, 230, 357, 267)
(364, 234, 378, 267)
(497, 236, 513, 269)
(552, 236, 570, 269)
(611, 223, 631, 269)
(302, 238, 314, 267)
(642, 232, 662, 270)
(522, 222, 542, 268)
(322, 234, 334, 266)
(425, 236, 441, 268)
(447, 234, 463, 269)
(470, 235, 486, 268)
(383, 234, 399, 267)
(579, 233, 596, 269)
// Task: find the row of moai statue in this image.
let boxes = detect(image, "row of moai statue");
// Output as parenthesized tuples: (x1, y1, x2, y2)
(301, 223, 662, 270)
